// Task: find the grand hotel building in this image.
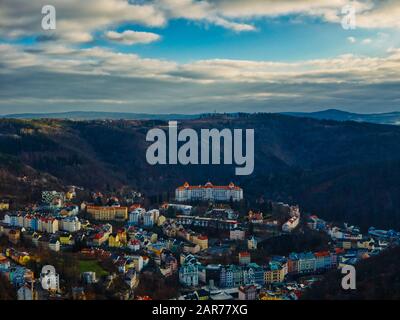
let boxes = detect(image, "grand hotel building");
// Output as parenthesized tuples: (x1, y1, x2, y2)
(175, 182, 243, 202)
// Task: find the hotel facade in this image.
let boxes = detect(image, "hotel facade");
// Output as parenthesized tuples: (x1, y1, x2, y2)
(175, 182, 243, 202)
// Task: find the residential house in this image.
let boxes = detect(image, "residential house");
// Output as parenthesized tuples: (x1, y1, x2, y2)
(264, 261, 285, 284)
(60, 216, 81, 233)
(297, 252, 316, 274)
(247, 236, 257, 250)
(108, 233, 122, 248)
(59, 233, 74, 246)
(179, 255, 199, 287)
(48, 237, 61, 252)
(238, 285, 257, 300)
(239, 252, 251, 265)
(230, 228, 245, 241)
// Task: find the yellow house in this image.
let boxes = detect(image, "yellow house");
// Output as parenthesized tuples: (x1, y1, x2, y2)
(157, 215, 166, 226)
(259, 293, 283, 300)
(150, 247, 163, 257)
(192, 235, 208, 250)
(18, 253, 31, 266)
(150, 233, 158, 243)
(92, 232, 108, 246)
(86, 205, 128, 221)
(0, 202, 9, 210)
(108, 234, 121, 248)
(264, 264, 285, 284)
(117, 229, 127, 245)
(59, 233, 74, 246)
(66, 191, 75, 200)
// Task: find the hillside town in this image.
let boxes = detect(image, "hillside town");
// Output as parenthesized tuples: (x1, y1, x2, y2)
(0, 182, 399, 300)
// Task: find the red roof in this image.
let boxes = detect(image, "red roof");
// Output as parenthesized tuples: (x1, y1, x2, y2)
(129, 204, 142, 211)
(177, 182, 241, 191)
(94, 232, 104, 239)
(314, 251, 330, 257)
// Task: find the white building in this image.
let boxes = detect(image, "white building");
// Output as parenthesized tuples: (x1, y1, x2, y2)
(48, 238, 61, 252)
(17, 285, 34, 300)
(282, 205, 300, 232)
(247, 236, 258, 250)
(128, 239, 141, 252)
(230, 229, 246, 241)
(179, 256, 199, 287)
(128, 255, 144, 272)
(176, 182, 243, 202)
(37, 217, 59, 234)
(129, 208, 146, 225)
(282, 216, 299, 232)
(60, 216, 81, 233)
(143, 210, 159, 227)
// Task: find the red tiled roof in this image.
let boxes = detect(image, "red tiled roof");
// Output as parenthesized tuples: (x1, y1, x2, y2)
(239, 252, 250, 257)
(314, 251, 330, 257)
(177, 182, 241, 191)
(94, 232, 104, 239)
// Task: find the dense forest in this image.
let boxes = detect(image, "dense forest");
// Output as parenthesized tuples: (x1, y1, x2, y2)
(1, 114, 400, 229)
(302, 246, 400, 300)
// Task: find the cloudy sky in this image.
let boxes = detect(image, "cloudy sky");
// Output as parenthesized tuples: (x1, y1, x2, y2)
(0, 0, 400, 115)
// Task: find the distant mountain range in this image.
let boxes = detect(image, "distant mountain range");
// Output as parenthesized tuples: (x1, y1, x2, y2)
(0, 111, 200, 121)
(281, 109, 400, 125)
(2, 109, 400, 125)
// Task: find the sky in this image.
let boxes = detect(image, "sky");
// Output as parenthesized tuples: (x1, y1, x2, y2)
(0, 0, 400, 115)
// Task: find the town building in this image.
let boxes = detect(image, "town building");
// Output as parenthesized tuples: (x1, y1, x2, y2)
(238, 285, 257, 300)
(230, 228, 245, 240)
(176, 182, 243, 202)
(191, 234, 208, 250)
(59, 216, 81, 233)
(0, 201, 10, 211)
(179, 255, 199, 287)
(86, 205, 128, 221)
(282, 205, 301, 232)
(48, 238, 61, 252)
(176, 215, 238, 231)
(239, 252, 251, 265)
(247, 236, 258, 250)
(37, 217, 59, 234)
(297, 252, 316, 274)
(248, 211, 263, 224)
(264, 261, 285, 284)
(129, 208, 145, 225)
(143, 211, 155, 227)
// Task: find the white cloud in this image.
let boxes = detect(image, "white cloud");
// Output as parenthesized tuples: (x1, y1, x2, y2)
(362, 38, 372, 44)
(0, 0, 166, 43)
(1, 0, 400, 45)
(347, 37, 357, 43)
(105, 30, 161, 45)
(2, 42, 400, 86)
(1, 42, 399, 114)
